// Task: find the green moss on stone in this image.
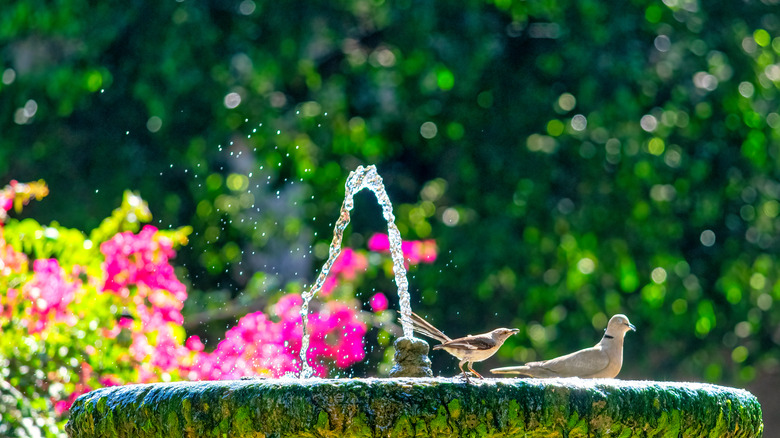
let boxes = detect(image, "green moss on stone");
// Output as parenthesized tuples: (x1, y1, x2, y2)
(65, 378, 763, 438)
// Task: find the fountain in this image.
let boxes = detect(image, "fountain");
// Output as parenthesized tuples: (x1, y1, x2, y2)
(65, 166, 763, 437)
(295, 165, 431, 379)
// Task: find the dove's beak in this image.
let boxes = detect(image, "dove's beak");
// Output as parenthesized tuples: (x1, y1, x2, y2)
(627, 323, 636, 331)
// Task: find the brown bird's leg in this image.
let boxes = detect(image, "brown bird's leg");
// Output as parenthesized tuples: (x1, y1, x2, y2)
(458, 360, 471, 383)
(467, 363, 484, 379)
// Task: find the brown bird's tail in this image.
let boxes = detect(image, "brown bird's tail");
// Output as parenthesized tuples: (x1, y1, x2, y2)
(410, 312, 452, 344)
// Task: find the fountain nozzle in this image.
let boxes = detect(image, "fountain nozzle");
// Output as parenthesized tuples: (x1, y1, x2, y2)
(388, 336, 433, 378)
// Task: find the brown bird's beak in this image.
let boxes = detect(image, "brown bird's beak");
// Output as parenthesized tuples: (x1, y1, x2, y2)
(627, 322, 636, 331)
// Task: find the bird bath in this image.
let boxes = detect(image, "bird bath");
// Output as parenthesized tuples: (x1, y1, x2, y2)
(65, 166, 763, 437)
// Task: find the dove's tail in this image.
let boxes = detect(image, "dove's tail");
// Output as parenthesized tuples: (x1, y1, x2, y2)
(410, 312, 452, 343)
(490, 365, 532, 375)
(490, 365, 560, 378)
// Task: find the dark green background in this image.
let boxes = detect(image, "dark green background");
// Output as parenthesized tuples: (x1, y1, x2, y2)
(3, 0, 779, 411)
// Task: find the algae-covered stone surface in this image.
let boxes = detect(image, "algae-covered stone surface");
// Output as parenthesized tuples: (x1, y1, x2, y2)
(65, 377, 763, 438)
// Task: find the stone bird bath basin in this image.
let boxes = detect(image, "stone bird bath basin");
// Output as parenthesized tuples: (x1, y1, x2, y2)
(65, 377, 763, 437)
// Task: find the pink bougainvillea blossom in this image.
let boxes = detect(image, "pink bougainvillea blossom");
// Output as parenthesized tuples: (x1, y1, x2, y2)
(22, 258, 78, 333)
(274, 293, 304, 354)
(307, 301, 367, 368)
(0, 229, 26, 275)
(0, 180, 49, 223)
(101, 225, 187, 330)
(186, 293, 367, 380)
(185, 335, 205, 352)
(368, 233, 437, 265)
(101, 225, 185, 298)
(189, 309, 300, 380)
(0, 193, 11, 213)
(370, 292, 389, 313)
(320, 248, 368, 295)
(367, 233, 389, 252)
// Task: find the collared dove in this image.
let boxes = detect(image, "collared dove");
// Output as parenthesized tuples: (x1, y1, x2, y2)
(410, 312, 519, 381)
(491, 314, 636, 379)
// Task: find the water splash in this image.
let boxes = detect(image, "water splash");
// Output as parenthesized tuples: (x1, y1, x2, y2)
(298, 165, 413, 378)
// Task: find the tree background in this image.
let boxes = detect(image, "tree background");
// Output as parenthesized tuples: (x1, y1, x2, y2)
(2, 0, 779, 429)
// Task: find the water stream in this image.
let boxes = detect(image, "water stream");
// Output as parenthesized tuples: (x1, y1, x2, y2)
(298, 165, 413, 378)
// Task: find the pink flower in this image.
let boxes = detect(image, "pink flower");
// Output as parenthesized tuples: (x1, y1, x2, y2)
(150, 326, 190, 371)
(185, 335, 205, 352)
(370, 292, 389, 312)
(276, 294, 302, 316)
(186, 293, 369, 380)
(188, 310, 299, 380)
(117, 316, 133, 329)
(367, 233, 438, 265)
(307, 302, 367, 368)
(0, 229, 27, 275)
(22, 258, 78, 333)
(320, 248, 368, 296)
(321, 276, 339, 296)
(54, 400, 71, 416)
(0, 180, 48, 223)
(101, 225, 185, 299)
(335, 248, 368, 280)
(129, 331, 152, 362)
(367, 233, 390, 252)
(0, 194, 11, 212)
(99, 375, 123, 387)
(100, 225, 187, 330)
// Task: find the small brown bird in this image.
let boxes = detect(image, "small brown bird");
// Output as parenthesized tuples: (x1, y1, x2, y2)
(491, 314, 636, 379)
(410, 312, 519, 381)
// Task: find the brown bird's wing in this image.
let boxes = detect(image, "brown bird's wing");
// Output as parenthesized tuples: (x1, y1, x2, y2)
(437, 335, 496, 351)
(410, 312, 451, 343)
(527, 346, 610, 377)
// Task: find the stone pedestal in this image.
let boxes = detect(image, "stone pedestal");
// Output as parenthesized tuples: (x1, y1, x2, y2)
(388, 336, 433, 378)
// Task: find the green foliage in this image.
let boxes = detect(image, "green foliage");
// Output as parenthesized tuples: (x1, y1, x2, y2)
(2, 0, 780, 387)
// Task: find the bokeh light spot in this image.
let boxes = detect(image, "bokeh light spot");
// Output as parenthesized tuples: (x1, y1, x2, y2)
(239, 0, 256, 15)
(546, 119, 565, 136)
(700, 229, 716, 247)
(557, 93, 576, 112)
(648, 138, 665, 155)
(577, 257, 595, 274)
(640, 114, 658, 132)
(753, 29, 771, 47)
(571, 114, 587, 131)
(651, 267, 667, 284)
(420, 121, 438, 139)
(442, 208, 460, 226)
(147, 116, 162, 133)
(224, 92, 242, 109)
(738, 81, 755, 98)
(436, 67, 455, 91)
(654, 35, 671, 52)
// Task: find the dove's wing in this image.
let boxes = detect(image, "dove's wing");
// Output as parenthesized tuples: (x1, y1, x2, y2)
(528, 346, 610, 377)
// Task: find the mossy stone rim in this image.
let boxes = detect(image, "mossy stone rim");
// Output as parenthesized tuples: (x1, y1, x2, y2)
(65, 377, 763, 437)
